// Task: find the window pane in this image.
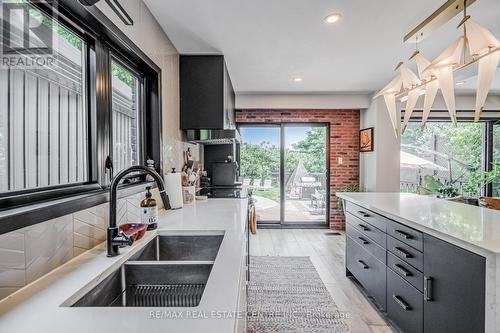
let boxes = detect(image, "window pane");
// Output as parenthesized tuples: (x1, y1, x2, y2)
(0, 1, 87, 193)
(284, 126, 327, 223)
(400, 122, 484, 196)
(111, 61, 140, 174)
(492, 124, 500, 196)
(240, 127, 281, 222)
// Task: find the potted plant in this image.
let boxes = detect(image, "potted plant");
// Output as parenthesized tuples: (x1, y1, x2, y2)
(418, 175, 459, 198)
(337, 183, 360, 215)
(462, 164, 500, 204)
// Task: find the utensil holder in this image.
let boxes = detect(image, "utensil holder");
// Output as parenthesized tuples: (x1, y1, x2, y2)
(182, 186, 196, 204)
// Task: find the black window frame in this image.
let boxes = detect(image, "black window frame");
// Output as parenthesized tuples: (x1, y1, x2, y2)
(108, 53, 147, 181)
(0, 0, 163, 234)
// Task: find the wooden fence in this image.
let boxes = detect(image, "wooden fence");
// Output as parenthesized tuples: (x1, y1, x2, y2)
(0, 57, 137, 193)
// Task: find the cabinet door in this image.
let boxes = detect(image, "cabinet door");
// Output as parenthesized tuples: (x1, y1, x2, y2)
(180, 55, 224, 129)
(223, 64, 235, 129)
(423, 234, 485, 333)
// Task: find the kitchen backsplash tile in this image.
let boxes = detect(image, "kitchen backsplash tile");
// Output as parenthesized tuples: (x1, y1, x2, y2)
(0, 268, 25, 287)
(0, 287, 21, 300)
(0, 187, 161, 301)
(25, 216, 73, 284)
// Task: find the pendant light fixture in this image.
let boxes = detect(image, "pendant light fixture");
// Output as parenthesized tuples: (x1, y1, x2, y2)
(398, 63, 422, 134)
(461, 18, 500, 121)
(410, 51, 440, 129)
(422, 36, 465, 126)
(374, 74, 402, 138)
(376, 0, 499, 134)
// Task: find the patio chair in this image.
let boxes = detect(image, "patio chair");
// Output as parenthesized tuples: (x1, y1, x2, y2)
(262, 179, 272, 189)
(251, 179, 262, 189)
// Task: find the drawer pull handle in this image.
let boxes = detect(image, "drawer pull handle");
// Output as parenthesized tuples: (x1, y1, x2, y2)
(358, 236, 369, 245)
(393, 264, 411, 276)
(357, 260, 369, 269)
(358, 210, 370, 218)
(358, 224, 370, 232)
(392, 295, 411, 311)
(424, 276, 433, 301)
(394, 229, 412, 239)
(394, 247, 412, 259)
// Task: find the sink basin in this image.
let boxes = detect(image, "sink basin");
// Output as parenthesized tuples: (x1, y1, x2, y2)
(67, 233, 224, 307)
(71, 263, 212, 307)
(129, 234, 224, 261)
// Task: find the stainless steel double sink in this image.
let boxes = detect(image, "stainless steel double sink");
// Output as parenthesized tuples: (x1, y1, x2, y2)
(69, 233, 224, 308)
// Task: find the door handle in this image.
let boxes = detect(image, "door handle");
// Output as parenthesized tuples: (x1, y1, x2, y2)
(393, 263, 411, 276)
(357, 260, 369, 269)
(393, 246, 412, 259)
(358, 224, 370, 232)
(358, 210, 370, 218)
(394, 229, 412, 239)
(392, 295, 411, 311)
(424, 276, 433, 301)
(358, 236, 369, 245)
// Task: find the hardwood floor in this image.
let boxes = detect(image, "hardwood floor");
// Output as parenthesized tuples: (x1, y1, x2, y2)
(249, 228, 395, 333)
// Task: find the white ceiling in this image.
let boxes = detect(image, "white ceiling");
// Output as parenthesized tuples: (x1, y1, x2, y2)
(144, 0, 500, 94)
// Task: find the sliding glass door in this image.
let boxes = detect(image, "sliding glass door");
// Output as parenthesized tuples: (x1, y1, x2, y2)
(239, 124, 328, 227)
(283, 125, 327, 223)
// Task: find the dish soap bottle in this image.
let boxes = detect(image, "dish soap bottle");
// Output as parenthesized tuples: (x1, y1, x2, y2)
(141, 186, 158, 230)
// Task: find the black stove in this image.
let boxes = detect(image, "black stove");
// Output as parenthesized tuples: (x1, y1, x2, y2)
(201, 186, 247, 199)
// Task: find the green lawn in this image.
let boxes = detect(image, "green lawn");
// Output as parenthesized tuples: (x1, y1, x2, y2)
(254, 186, 280, 203)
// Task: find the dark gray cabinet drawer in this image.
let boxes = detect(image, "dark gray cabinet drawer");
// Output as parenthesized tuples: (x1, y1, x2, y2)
(387, 269, 423, 333)
(346, 236, 386, 310)
(345, 202, 387, 232)
(387, 252, 423, 292)
(346, 223, 386, 264)
(387, 236, 423, 272)
(387, 220, 423, 251)
(346, 213, 386, 249)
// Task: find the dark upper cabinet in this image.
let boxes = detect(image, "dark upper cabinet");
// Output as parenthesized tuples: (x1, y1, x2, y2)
(180, 55, 235, 130)
(423, 234, 485, 333)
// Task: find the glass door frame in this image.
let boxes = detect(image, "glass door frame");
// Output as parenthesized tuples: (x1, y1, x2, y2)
(238, 122, 330, 228)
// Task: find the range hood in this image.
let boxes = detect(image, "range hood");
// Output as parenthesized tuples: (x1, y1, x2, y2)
(185, 129, 241, 145)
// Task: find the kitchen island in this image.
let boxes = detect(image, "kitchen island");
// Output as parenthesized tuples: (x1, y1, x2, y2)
(337, 192, 500, 333)
(0, 198, 248, 333)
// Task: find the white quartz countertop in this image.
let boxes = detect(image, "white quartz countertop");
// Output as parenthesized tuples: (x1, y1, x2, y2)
(337, 192, 500, 255)
(0, 199, 248, 333)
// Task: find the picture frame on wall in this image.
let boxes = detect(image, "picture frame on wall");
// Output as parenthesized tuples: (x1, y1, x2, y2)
(360, 127, 374, 152)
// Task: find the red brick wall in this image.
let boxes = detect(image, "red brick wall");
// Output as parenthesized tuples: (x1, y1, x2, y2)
(236, 109, 360, 230)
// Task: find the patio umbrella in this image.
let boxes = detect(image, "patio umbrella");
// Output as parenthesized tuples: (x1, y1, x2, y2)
(400, 151, 449, 172)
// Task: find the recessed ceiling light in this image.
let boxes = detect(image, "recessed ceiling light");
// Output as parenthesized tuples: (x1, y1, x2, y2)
(293, 77, 303, 83)
(324, 13, 342, 24)
(456, 80, 466, 86)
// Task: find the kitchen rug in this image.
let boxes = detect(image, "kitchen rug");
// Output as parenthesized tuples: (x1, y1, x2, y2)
(247, 256, 349, 333)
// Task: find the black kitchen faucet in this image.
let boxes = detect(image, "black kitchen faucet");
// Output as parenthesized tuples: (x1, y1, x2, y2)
(107, 165, 171, 257)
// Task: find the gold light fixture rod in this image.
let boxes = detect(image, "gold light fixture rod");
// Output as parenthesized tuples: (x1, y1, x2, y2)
(403, 0, 476, 43)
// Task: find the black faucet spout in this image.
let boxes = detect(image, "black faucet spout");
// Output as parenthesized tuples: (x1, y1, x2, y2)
(107, 165, 171, 257)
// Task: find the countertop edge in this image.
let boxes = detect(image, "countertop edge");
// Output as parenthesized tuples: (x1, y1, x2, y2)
(337, 192, 496, 257)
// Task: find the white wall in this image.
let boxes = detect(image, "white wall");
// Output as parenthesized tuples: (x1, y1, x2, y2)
(236, 93, 371, 110)
(360, 97, 400, 192)
(96, 0, 199, 171)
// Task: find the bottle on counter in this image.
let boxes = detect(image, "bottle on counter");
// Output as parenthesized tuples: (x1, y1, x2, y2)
(141, 186, 158, 230)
